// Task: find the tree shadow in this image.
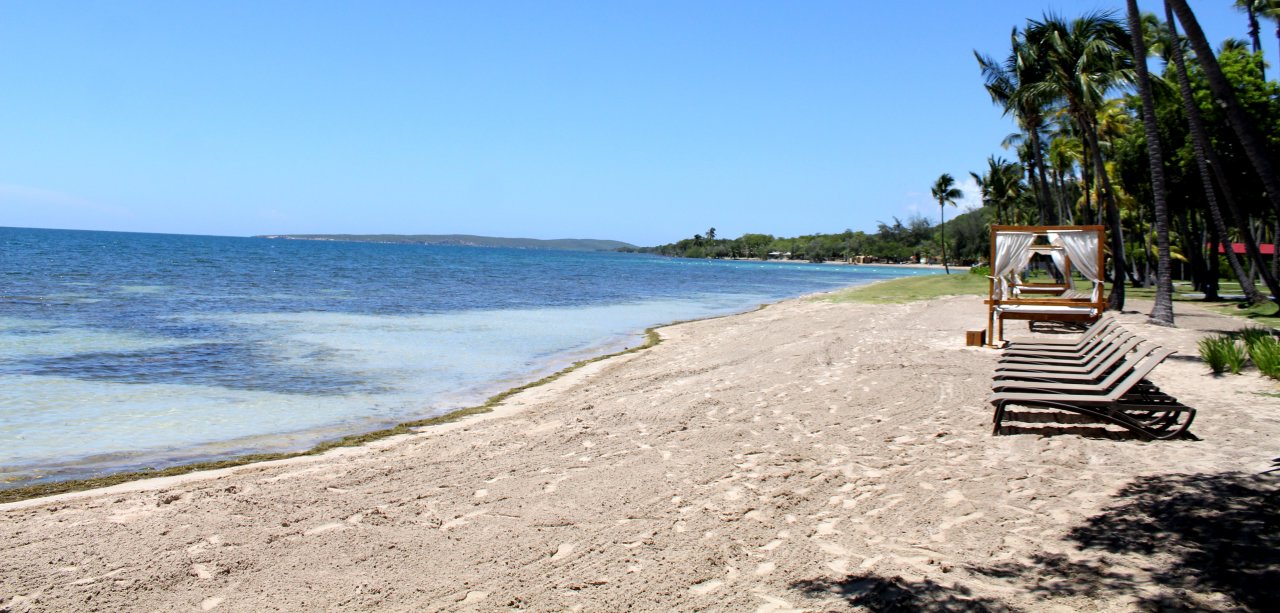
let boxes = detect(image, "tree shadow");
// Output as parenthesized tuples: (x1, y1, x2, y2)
(970, 471, 1279, 611)
(792, 470, 1277, 610)
(791, 573, 1012, 612)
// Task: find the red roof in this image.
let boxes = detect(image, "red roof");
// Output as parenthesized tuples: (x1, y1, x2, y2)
(1210, 242, 1276, 255)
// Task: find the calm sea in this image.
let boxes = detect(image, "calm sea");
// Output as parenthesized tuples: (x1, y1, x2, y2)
(1, 227, 939, 486)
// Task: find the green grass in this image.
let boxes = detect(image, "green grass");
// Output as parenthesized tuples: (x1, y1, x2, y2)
(822, 273, 988, 304)
(1120, 282, 1280, 327)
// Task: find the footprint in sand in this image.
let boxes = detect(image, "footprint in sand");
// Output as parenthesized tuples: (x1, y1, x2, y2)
(303, 522, 347, 536)
(753, 593, 801, 613)
(689, 579, 723, 595)
(550, 543, 575, 561)
(190, 564, 214, 579)
(200, 596, 224, 610)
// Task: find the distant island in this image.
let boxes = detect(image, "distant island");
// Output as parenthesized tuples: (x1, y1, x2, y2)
(254, 234, 635, 252)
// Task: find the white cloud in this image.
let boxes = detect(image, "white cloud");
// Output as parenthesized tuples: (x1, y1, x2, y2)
(956, 174, 983, 212)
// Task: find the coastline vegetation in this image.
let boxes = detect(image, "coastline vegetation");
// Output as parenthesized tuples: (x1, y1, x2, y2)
(624, 210, 993, 265)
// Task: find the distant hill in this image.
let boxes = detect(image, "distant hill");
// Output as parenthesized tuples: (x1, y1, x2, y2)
(254, 234, 635, 252)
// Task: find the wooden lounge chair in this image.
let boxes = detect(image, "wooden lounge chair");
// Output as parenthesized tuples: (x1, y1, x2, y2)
(995, 335, 1142, 375)
(994, 338, 1149, 384)
(998, 330, 1137, 367)
(992, 343, 1162, 393)
(999, 327, 1127, 362)
(1003, 316, 1119, 353)
(989, 347, 1195, 440)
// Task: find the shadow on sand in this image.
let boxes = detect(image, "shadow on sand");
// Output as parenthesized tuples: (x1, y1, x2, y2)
(790, 470, 1279, 611)
(791, 573, 1010, 612)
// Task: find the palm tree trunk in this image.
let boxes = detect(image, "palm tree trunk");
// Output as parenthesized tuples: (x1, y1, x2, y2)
(1179, 210, 1217, 299)
(1126, 0, 1172, 326)
(1079, 115, 1127, 311)
(1080, 142, 1095, 224)
(1026, 128, 1055, 225)
(1168, 0, 1280, 227)
(1245, 3, 1266, 79)
(1127, 0, 1173, 324)
(1054, 168, 1073, 224)
(940, 206, 949, 275)
(1205, 144, 1280, 299)
(1165, 1, 1268, 305)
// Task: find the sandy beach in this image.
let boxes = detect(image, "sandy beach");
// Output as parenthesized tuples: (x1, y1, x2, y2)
(2, 293, 1277, 611)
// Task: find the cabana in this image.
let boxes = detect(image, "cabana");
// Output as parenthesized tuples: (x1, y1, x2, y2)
(985, 225, 1106, 346)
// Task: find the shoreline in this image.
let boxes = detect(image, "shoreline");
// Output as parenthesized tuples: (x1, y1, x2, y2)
(5, 295, 1273, 610)
(0, 322, 665, 506)
(2, 268, 901, 504)
(0, 297, 793, 506)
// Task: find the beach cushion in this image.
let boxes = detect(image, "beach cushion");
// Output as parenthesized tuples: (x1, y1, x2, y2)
(996, 304, 1100, 316)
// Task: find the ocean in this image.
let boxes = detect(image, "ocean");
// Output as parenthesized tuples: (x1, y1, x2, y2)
(1, 227, 939, 486)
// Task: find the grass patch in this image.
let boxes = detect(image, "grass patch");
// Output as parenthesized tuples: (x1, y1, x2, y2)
(1124, 282, 1280, 326)
(823, 273, 988, 304)
(1244, 334, 1280, 379)
(0, 326, 668, 505)
(1198, 335, 1248, 375)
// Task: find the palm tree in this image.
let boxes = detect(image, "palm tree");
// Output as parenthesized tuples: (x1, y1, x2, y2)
(1046, 128, 1081, 224)
(931, 173, 963, 275)
(1167, 0, 1280, 242)
(972, 156, 1025, 225)
(975, 32, 1055, 224)
(1024, 11, 1136, 310)
(1164, 2, 1276, 305)
(1125, 0, 1175, 326)
(1234, 0, 1267, 78)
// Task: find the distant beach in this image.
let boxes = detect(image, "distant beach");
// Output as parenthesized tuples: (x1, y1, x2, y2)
(2, 293, 1273, 611)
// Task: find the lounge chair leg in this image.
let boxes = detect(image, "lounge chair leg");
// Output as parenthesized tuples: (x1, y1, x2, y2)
(992, 402, 1006, 435)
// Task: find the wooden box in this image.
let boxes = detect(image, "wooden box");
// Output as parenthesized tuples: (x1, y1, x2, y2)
(965, 329, 986, 347)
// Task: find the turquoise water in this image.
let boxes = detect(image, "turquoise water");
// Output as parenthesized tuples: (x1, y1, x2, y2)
(1, 227, 939, 485)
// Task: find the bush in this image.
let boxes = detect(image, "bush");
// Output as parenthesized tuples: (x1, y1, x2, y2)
(1199, 335, 1247, 375)
(1246, 335, 1280, 379)
(1237, 326, 1275, 347)
(969, 265, 991, 277)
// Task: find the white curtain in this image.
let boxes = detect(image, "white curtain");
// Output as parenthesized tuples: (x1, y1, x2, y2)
(994, 232, 1034, 279)
(1046, 234, 1073, 289)
(993, 232, 1034, 298)
(1056, 230, 1102, 282)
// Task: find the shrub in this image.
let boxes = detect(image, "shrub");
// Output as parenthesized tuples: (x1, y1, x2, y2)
(1199, 335, 1247, 375)
(1247, 335, 1280, 379)
(969, 265, 991, 277)
(1237, 326, 1276, 347)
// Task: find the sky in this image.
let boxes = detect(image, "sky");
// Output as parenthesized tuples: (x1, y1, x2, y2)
(0, 1, 1263, 246)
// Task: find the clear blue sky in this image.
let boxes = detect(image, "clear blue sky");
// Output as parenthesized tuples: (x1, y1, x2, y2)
(0, 1, 1258, 246)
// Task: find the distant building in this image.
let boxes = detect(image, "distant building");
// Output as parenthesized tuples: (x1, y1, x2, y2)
(1210, 242, 1277, 255)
